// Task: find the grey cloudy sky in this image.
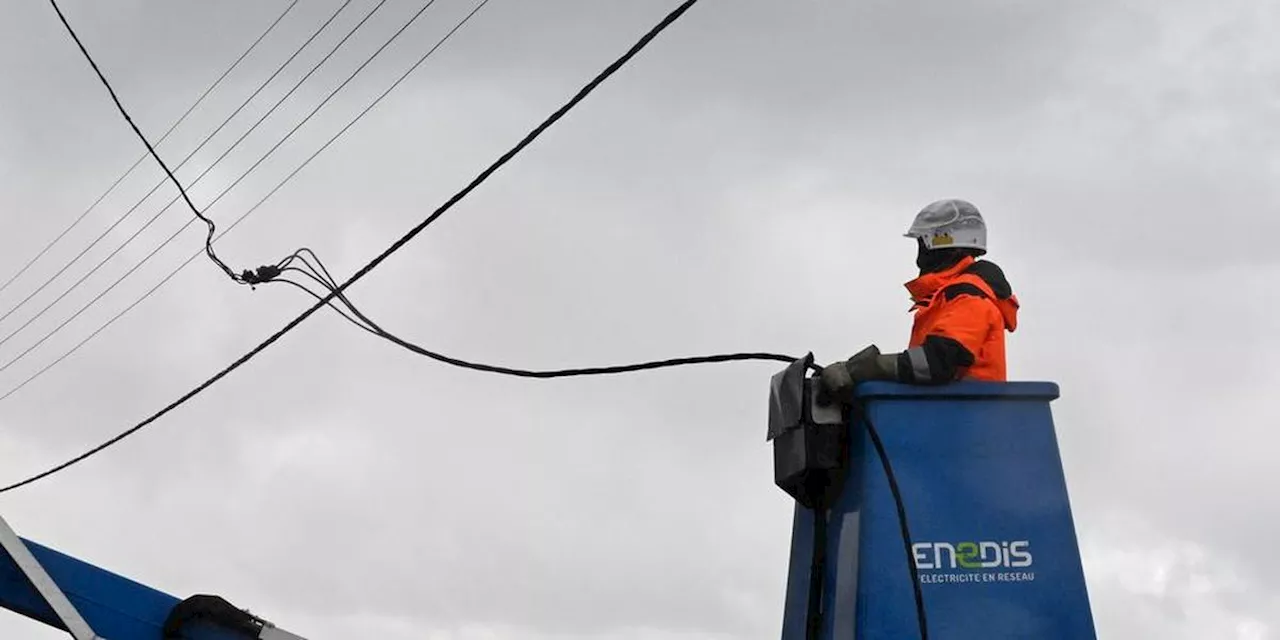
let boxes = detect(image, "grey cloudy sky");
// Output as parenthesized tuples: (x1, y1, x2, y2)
(0, 0, 1276, 637)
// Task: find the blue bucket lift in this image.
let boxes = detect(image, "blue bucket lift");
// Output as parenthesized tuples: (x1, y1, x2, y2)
(0, 515, 305, 639)
(768, 355, 1096, 639)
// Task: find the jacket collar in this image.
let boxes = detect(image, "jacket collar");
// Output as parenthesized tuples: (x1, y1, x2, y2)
(905, 256, 977, 305)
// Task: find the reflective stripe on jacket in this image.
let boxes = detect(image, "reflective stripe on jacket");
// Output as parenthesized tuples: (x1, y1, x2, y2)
(898, 257, 1019, 383)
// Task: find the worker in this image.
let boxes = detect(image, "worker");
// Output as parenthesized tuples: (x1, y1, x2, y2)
(817, 198, 1019, 405)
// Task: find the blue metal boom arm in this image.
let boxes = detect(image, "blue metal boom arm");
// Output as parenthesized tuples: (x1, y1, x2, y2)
(0, 517, 305, 640)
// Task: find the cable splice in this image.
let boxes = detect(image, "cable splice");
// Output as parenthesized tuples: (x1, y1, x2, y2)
(239, 265, 283, 287)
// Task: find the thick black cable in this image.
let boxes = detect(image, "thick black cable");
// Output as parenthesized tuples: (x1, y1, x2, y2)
(275, 250, 359, 311)
(344, 292, 799, 377)
(854, 403, 929, 639)
(219, 239, 801, 379)
(0, 0, 392, 345)
(0, 0, 709, 494)
(806, 505, 829, 640)
(46, 0, 239, 284)
(4, 0, 367, 326)
(286, 249, 367, 319)
(0, 0, 323, 323)
(0, 0, 423, 355)
(0, 0, 300, 299)
(8, 0, 361, 303)
(274, 271, 380, 336)
(0, 0, 491, 403)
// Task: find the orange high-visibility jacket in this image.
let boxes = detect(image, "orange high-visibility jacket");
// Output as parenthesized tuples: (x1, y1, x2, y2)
(900, 257, 1019, 383)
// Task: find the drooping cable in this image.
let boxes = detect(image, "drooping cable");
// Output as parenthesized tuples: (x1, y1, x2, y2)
(0, 0, 300, 299)
(288, 276, 802, 377)
(854, 403, 929, 639)
(0, 0, 710, 495)
(274, 267, 381, 337)
(277, 251, 800, 377)
(0, 0, 367, 330)
(0, 0, 354, 328)
(806, 502, 829, 640)
(0, 0, 422, 354)
(0, 0, 492, 400)
(46, 0, 239, 283)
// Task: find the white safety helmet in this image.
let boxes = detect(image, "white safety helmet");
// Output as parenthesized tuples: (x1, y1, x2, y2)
(904, 198, 987, 253)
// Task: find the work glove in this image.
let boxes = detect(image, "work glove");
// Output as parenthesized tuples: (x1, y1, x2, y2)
(816, 345, 900, 406)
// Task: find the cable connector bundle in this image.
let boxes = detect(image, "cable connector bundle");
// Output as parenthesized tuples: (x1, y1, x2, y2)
(239, 265, 283, 287)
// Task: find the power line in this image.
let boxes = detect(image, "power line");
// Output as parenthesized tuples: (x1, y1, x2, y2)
(140, 0, 360, 203)
(272, 248, 382, 335)
(0, 0, 453, 368)
(854, 403, 930, 639)
(0, 219, 189, 377)
(0, 0, 300, 299)
(277, 266, 799, 378)
(0, 0, 452, 373)
(0, 0, 491, 399)
(0, 0, 394, 353)
(46, 0, 241, 284)
(272, 271, 382, 336)
(0, 0, 366, 331)
(0, 0, 707, 494)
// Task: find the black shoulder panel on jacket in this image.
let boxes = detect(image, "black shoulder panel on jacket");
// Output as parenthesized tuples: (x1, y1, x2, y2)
(964, 260, 1013, 299)
(942, 282, 988, 301)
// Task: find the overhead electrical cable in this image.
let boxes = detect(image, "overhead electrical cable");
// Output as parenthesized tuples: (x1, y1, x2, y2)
(270, 248, 797, 376)
(0, 0, 490, 396)
(44, 0, 407, 288)
(0, 0, 450, 371)
(48, 0, 247, 283)
(0, 0, 374, 332)
(276, 268, 801, 377)
(271, 248, 380, 334)
(0, 0, 355, 327)
(0, 0, 397, 351)
(0, 0, 300, 299)
(271, 271, 381, 337)
(0, 0, 711, 491)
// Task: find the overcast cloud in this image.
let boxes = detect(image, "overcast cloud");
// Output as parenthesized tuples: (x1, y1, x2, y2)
(0, 0, 1277, 638)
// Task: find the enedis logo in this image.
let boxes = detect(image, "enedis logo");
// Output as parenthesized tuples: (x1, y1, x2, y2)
(914, 540, 1031, 569)
(911, 540, 1036, 585)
